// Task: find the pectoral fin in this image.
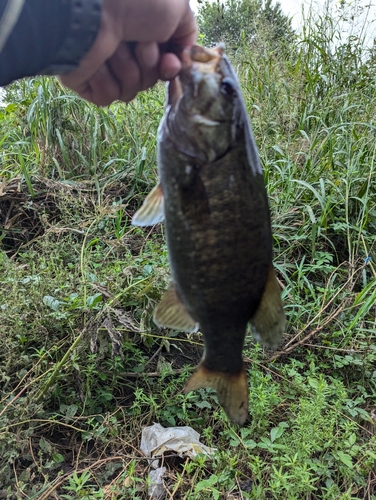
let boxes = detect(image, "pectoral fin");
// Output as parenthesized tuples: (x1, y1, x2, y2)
(132, 183, 164, 226)
(154, 286, 199, 333)
(251, 265, 285, 350)
(184, 364, 248, 425)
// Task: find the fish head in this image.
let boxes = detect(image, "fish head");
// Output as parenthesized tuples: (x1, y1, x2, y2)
(165, 45, 245, 163)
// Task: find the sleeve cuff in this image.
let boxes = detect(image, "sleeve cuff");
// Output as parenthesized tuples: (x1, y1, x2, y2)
(41, 0, 102, 75)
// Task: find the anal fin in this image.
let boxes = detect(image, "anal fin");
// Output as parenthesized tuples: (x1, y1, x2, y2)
(154, 285, 199, 333)
(132, 183, 164, 226)
(184, 364, 248, 425)
(251, 265, 285, 349)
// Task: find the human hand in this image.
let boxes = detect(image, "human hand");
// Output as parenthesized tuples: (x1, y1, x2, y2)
(59, 0, 197, 106)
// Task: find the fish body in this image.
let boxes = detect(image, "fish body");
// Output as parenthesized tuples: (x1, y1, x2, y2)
(133, 45, 285, 424)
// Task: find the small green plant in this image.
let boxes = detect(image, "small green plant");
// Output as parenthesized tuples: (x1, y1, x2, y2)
(111, 205, 129, 241)
(61, 470, 103, 500)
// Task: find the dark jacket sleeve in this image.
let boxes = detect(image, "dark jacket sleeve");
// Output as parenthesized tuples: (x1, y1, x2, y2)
(0, 0, 101, 86)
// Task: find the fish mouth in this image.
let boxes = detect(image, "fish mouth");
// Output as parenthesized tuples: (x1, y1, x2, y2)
(168, 45, 222, 104)
(181, 45, 224, 75)
(168, 44, 225, 107)
(183, 45, 224, 67)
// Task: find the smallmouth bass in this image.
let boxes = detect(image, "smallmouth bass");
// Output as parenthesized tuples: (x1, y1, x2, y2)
(133, 45, 285, 425)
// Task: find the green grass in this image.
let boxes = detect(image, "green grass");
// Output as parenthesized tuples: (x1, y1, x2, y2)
(0, 5, 375, 499)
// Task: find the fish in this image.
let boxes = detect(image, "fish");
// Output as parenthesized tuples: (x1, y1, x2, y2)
(132, 45, 285, 425)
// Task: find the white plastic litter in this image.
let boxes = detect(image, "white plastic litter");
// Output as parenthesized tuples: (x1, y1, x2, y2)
(141, 422, 216, 462)
(148, 467, 166, 499)
(141, 423, 217, 499)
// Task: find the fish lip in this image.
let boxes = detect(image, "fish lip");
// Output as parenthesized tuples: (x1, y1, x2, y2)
(167, 77, 183, 106)
(181, 47, 194, 71)
(180, 45, 223, 77)
(189, 45, 225, 64)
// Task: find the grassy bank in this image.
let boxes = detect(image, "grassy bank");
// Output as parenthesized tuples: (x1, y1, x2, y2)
(0, 6, 375, 499)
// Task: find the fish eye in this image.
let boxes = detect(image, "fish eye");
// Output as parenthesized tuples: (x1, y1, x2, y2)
(220, 77, 236, 97)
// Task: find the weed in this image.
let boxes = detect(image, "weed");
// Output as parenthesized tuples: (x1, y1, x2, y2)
(0, 2, 375, 498)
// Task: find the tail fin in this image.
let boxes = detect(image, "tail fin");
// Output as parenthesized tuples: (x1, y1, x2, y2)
(184, 364, 248, 425)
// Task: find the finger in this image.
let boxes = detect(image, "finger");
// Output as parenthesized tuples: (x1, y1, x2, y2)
(135, 42, 160, 90)
(159, 52, 182, 81)
(136, 41, 160, 68)
(108, 43, 141, 102)
(109, 43, 159, 102)
(75, 63, 121, 106)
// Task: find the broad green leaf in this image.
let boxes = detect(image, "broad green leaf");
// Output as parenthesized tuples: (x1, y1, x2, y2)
(270, 426, 285, 442)
(86, 293, 103, 308)
(348, 433, 356, 446)
(43, 295, 61, 311)
(337, 452, 353, 468)
(53, 453, 65, 464)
